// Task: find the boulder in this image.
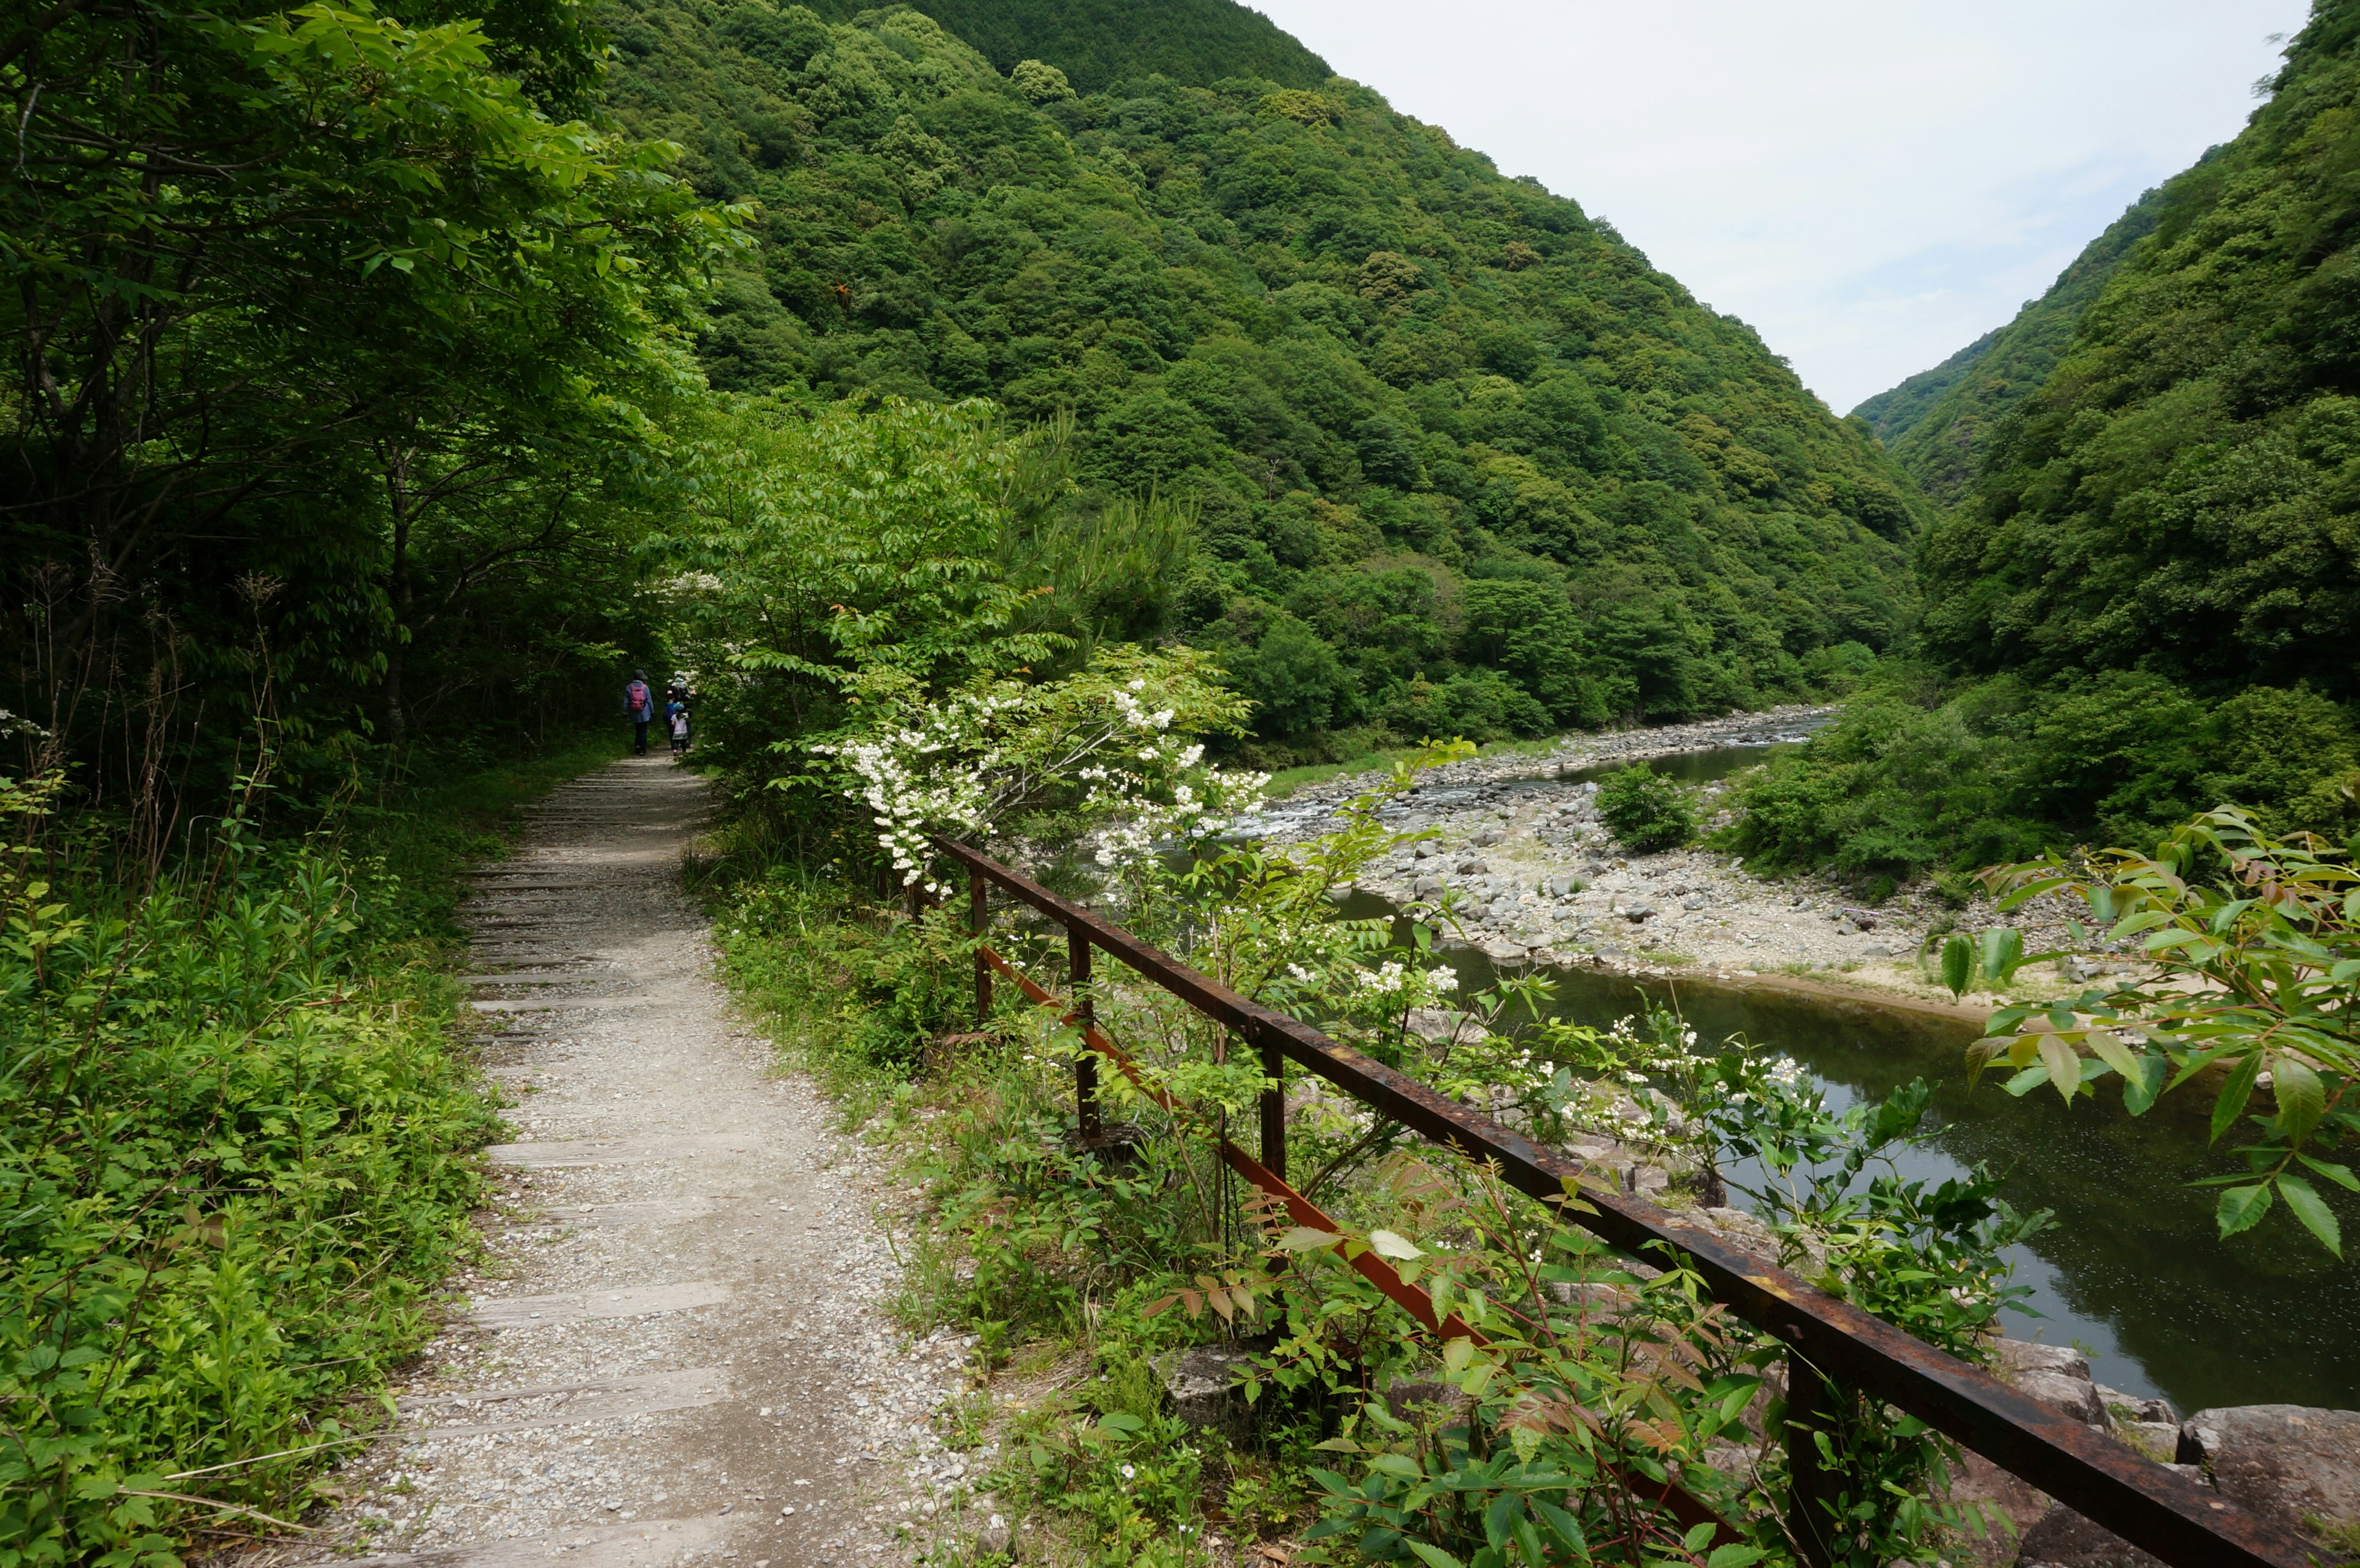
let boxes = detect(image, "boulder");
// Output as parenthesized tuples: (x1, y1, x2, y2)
(1413, 875, 1444, 896)
(1548, 874, 1582, 896)
(1681, 892, 1709, 910)
(1403, 1007, 1460, 1043)
(1992, 1340, 2110, 1427)
(1472, 829, 1503, 847)
(1382, 1379, 1474, 1425)
(1622, 904, 1656, 923)
(1457, 857, 1490, 874)
(2179, 1405, 2360, 1548)
(1163, 1343, 1257, 1438)
(1695, 1205, 1779, 1263)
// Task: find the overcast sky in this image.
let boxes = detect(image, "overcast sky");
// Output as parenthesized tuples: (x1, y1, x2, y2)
(1250, 1, 2310, 413)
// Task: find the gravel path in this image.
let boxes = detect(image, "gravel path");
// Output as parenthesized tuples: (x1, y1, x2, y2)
(281, 755, 985, 1568)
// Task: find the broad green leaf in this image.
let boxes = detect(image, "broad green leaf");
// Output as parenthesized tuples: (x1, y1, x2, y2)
(2087, 1032, 2142, 1081)
(1276, 1226, 1341, 1252)
(1441, 1338, 1476, 1377)
(2299, 1155, 2360, 1192)
(2037, 1033, 2083, 1106)
(1366, 1453, 1423, 1478)
(1369, 1229, 1424, 1260)
(2121, 1054, 2168, 1116)
(2272, 1057, 2326, 1147)
(2211, 1053, 2265, 1144)
(2277, 1174, 2342, 1258)
(1405, 1542, 1466, 1568)
(1484, 1491, 1523, 1550)
(1941, 935, 1973, 998)
(1980, 927, 2024, 985)
(2216, 1182, 2274, 1239)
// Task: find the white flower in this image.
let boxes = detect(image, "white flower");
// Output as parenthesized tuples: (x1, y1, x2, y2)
(1426, 966, 1458, 992)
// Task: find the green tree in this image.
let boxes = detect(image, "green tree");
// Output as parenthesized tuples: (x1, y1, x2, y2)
(1, 0, 731, 810)
(1595, 761, 1696, 853)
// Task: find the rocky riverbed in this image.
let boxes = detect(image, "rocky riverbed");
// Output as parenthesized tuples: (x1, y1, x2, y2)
(1253, 706, 2122, 1013)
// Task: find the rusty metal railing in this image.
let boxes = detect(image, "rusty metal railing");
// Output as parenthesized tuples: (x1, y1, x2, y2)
(932, 837, 2312, 1568)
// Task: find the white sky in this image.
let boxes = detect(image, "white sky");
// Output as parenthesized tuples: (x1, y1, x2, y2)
(1249, 1, 2311, 413)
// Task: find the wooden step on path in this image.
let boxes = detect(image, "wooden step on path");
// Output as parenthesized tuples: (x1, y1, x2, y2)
(482, 1134, 752, 1168)
(398, 1366, 733, 1440)
(465, 1280, 732, 1330)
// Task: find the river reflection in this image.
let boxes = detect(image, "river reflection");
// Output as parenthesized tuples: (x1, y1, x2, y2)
(1335, 891, 2360, 1413)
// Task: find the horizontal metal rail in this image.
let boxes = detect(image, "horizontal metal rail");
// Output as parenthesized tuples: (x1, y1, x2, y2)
(972, 938, 1742, 1550)
(935, 836, 2312, 1568)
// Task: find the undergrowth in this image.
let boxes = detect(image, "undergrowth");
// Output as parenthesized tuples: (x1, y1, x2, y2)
(701, 764, 2036, 1568)
(0, 732, 620, 1566)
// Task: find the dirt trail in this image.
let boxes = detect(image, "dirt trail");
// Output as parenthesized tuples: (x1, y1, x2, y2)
(290, 755, 981, 1568)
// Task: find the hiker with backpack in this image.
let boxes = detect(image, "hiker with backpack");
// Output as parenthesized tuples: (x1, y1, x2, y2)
(623, 670, 656, 755)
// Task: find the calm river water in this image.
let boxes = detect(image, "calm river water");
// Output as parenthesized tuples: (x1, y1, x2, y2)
(1334, 742, 2358, 1413)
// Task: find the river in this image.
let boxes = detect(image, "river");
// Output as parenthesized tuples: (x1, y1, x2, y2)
(1334, 742, 2360, 1415)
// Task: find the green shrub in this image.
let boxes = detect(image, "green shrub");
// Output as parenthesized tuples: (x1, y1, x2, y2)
(1718, 666, 2360, 882)
(1593, 761, 1696, 852)
(0, 820, 494, 1564)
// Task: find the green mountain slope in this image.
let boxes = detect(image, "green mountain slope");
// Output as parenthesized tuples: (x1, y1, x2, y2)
(604, 1, 1925, 753)
(1727, 2, 2360, 881)
(1851, 185, 2166, 501)
(1922, 2, 2360, 702)
(795, 0, 1329, 92)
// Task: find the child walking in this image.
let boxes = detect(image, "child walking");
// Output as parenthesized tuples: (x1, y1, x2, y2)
(667, 701, 691, 755)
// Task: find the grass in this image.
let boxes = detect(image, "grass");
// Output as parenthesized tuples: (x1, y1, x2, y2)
(0, 729, 622, 1564)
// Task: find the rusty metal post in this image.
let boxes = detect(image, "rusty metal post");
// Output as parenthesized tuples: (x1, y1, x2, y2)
(1787, 1353, 1835, 1568)
(1068, 922, 1101, 1143)
(1259, 1030, 1286, 1181)
(970, 869, 990, 1026)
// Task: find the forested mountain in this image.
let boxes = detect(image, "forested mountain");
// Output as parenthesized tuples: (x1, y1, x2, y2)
(1851, 185, 2166, 501)
(602, 1, 1925, 756)
(792, 0, 1330, 92)
(1731, 1, 2360, 880)
(1921, 11, 2360, 704)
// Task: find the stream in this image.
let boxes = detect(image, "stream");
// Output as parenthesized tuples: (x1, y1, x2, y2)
(1330, 741, 2360, 1415)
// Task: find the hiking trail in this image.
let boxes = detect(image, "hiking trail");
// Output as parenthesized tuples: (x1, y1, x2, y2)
(283, 755, 988, 1568)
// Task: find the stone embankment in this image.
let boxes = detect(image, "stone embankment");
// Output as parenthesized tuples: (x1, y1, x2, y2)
(1257, 705, 2116, 1011)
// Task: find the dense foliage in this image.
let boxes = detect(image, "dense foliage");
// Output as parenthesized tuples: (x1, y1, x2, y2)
(1747, 0, 2360, 883)
(1720, 668, 2360, 883)
(1593, 761, 1696, 854)
(706, 750, 2031, 1566)
(792, 0, 1331, 93)
(1978, 808, 2360, 1258)
(604, 3, 1924, 758)
(0, 738, 618, 1564)
(1919, 4, 2360, 702)
(1, 0, 731, 829)
(1850, 185, 2166, 501)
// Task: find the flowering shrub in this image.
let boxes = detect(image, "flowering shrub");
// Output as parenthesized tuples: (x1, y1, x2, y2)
(820, 645, 1262, 892)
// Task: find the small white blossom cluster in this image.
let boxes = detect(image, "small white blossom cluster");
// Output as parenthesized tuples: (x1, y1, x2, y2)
(822, 688, 1017, 893)
(822, 671, 1264, 892)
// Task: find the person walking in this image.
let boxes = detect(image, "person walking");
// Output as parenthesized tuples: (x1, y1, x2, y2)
(624, 669, 656, 755)
(666, 697, 690, 755)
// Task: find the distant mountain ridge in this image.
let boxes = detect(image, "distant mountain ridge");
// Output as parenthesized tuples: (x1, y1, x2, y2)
(1849, 184, 2169, 501)
(793, 0, 1330, 92)
(601, 0, 1924, 754)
